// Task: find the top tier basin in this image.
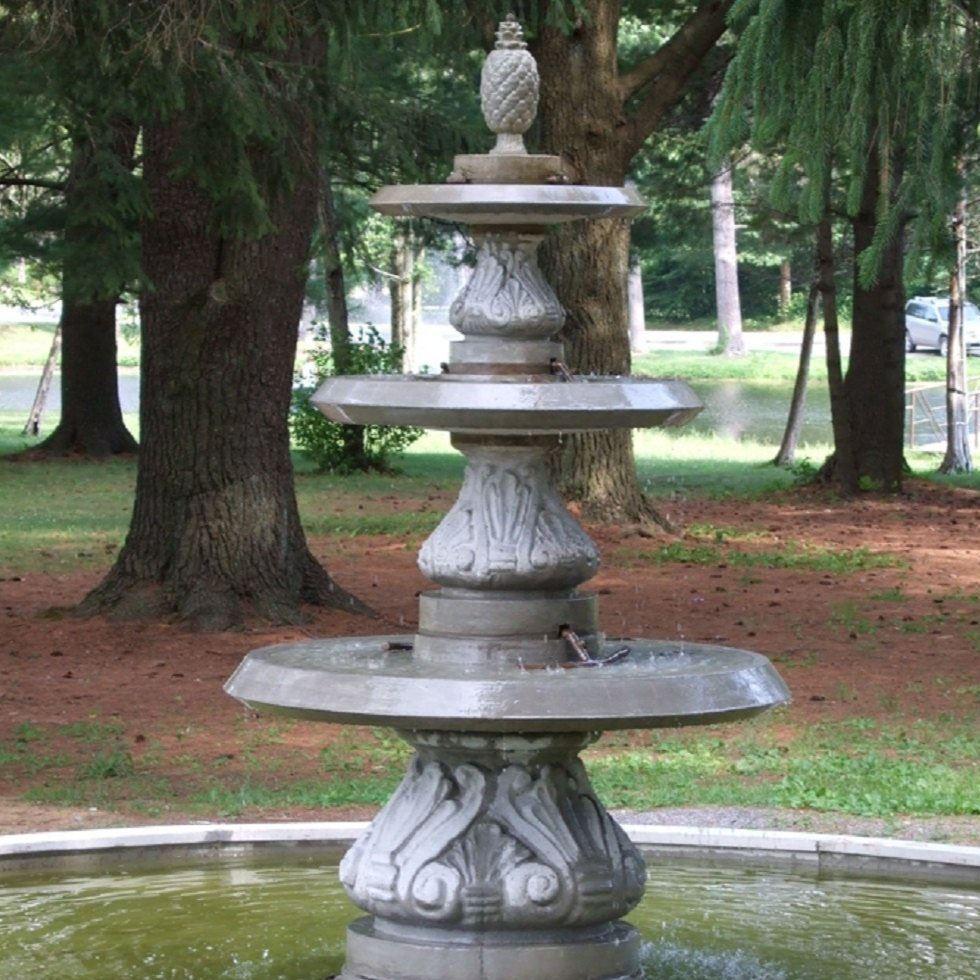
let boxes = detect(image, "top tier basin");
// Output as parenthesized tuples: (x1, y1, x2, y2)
(371, 184, 646, 226)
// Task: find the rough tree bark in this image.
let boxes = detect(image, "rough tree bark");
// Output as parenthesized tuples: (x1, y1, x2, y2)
(778, 258, 792, 316)
(534, 0, 732, 521)
(940, 186, 973, 474)
(319, 171, 367, 469)
(38, 133, 137, 456)
(710, 159, 746, 356)
(838, 148, 907, 491)
(81, 118, 364, 629)
(774, 277, 819, 466)
(389, 227, 411, 371)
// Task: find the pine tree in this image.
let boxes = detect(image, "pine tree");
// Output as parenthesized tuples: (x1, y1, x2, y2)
(0, 28, 139, 456)
(20, 1, 443, 627)
(709, 0, 979, 492)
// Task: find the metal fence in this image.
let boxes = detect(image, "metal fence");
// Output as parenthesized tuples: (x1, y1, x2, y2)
(905, 379, 980, 451)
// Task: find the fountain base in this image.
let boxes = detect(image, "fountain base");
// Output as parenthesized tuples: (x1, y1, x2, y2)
(339, 917, 642, 980)
(336, 731, 646, 980)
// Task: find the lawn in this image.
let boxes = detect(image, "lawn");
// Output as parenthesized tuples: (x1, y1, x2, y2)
(0, 321, 140, 369)
(633, 348, 969, 384)
(1, 360, 978, 839)
(2, 414, 977, 573)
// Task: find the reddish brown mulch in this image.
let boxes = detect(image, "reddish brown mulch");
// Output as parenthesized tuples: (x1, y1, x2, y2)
(0, 480, 977, 833)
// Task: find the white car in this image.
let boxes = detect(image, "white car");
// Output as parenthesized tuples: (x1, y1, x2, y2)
(905, 296, 980, 356)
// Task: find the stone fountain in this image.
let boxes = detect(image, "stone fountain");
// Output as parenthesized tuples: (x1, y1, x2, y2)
(226, 15, 789, 980)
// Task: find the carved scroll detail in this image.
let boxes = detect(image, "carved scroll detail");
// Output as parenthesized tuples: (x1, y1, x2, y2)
(340, 736, 646, 930)
(449, 236, 564, 339)
(418, 445, 598, 590)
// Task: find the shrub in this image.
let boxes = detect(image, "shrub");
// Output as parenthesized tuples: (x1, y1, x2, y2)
(291, 324, 422, 473)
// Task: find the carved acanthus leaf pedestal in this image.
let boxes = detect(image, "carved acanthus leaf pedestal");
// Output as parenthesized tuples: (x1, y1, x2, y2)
(449, 235, 562, 338)
(419, 439, 598, 592)
(341, 733, 645, 929)
(338, 733, 646, 980)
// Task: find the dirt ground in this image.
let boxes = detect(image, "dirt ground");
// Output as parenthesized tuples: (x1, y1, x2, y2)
(1, 480, 978, 837)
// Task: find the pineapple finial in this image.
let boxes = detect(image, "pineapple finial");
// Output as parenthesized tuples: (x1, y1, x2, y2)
(480, 14, 539, 155)
(495, 12, 526, 49)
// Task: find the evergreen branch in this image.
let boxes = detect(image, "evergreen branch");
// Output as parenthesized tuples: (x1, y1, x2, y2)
(0, 138, 69, 185)
(359, 22, 423, 39)
(623, 0, 733, 158)
(619, 0, 733, 100)
(951, 0, 980, 27)
(0, 176, 66, 191)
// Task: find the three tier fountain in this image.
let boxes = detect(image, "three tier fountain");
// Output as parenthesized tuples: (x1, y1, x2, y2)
(226, 16, 789, 980)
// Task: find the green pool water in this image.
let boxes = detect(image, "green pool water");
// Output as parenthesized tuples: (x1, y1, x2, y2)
(0, 853, 976, 979)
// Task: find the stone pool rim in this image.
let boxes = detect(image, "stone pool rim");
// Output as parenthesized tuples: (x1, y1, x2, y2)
(1, 822, 977, 886)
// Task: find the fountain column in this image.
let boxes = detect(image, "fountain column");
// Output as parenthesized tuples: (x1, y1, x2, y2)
(225, 14, 789, 980)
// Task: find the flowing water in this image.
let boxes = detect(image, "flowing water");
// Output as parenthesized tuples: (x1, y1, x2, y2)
(0, 853, 976, 979)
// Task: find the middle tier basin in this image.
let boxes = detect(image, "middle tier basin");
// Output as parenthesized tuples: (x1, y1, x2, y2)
(312, 375, 702, 432)
(224, 636, 790, 732)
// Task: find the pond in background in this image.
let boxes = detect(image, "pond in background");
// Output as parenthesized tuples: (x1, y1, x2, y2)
(0, 373, 140, 415)
(687, 381, 831, 446)
(0, 374, 831, 446)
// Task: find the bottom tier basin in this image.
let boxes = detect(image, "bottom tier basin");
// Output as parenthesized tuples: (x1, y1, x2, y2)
(224, 637, 790, 732)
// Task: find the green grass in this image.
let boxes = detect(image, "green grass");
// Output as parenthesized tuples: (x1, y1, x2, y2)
(644, 315, 825, 334)
(633, 348, 968, 384)
(638, 541, 900, 575)
(587, 718, 980, 817)
(0, 321, 140, 368)
(5, 715, 977, 819)
(1, 409, 976, 573)
(189, 776, 401, 816)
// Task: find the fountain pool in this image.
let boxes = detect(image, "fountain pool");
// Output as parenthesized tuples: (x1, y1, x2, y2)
(1, 846, 977, 979)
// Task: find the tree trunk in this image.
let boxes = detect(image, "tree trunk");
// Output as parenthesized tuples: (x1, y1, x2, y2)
(778, 258, 792, 317)
(940, 186, 972, 474)
(840, 149, 906, 491)
(710, 160, 745, 356)
(774, 279, 819, 466)
(23, 326, 61, 437)
(410, 241, 424, 372)
(532, 0, 731, 522)
(38, 133, 137, 456)
(628, 255, 646, 353)
(535, 7, 650, 522)
(319, 171, 366, 469)
(82, 118, 364, 629)
(816, 216, 857, 492)
(389, 228, 411, 371)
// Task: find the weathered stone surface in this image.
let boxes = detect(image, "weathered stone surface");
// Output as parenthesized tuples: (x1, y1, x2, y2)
(447, 152, 569, 185)
(339, 917, 642, 980)
(368, 182, 646, 226)
(339, 732, 645, 930)
(224, 635, 791, 731)
(480, 14, 538, 156)
(449, 235, 563, 339)
(418, 442, 598, 591)
(312, 374, 703, 433)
